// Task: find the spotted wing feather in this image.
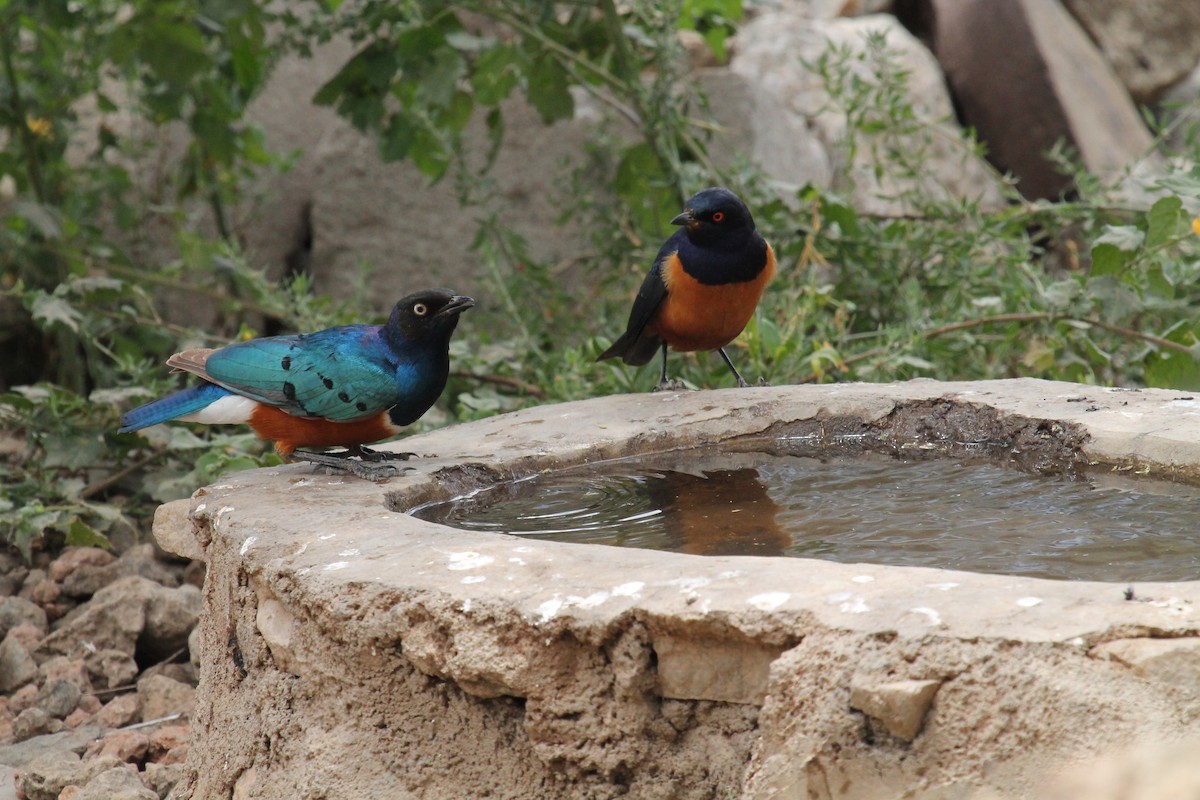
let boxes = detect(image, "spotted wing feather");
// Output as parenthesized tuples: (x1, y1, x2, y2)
(201, 326, 401, 422)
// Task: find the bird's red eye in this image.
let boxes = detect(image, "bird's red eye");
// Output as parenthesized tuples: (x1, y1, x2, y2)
(712, 211, 725, 222)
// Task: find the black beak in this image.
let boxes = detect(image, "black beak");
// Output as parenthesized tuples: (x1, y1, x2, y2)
(670, 209, 694, 227)
(437, 295, 475, 318)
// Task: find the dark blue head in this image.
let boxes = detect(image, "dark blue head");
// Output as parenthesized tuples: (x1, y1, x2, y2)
(670, 188, 757, 250)
(385, 288, 474, 350)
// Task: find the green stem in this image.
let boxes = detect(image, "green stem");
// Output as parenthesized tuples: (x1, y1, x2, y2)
(0, 19, 48, 207)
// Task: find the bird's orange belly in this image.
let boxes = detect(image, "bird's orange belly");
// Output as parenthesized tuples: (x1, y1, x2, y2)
(652, 250, 775, 352)
(248, 404, 398, 458)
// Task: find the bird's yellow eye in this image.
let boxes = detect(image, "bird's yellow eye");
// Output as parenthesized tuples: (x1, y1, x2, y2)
(413, 303, 428, 316)
(712, 211, 725, 223)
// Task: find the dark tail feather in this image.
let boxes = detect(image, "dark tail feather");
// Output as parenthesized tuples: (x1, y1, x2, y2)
(598, 330, 662, 367)
(118, 383, 227, 433)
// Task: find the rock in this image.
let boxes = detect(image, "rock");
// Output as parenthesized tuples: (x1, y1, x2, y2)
(181, 560, 205, 589)
(848, 678, 942, 741)
(63, 707, 93, 729)
(138, 662, 196, 687)
(4, 623, 42, 650)
(60, 545, 179, 600)
(727, 10, 1005, 215)
(0, 552, 28, 597)
(35, 577, 152, 660)
(151, 500, 204, 563)
(158, 742, 188, 765)
(140, 585, 200, 663)
(16, 570, 46, 603)
(141, 761, 186, 798)
(1091, 637, 1200, 692)
(187, 626, 201, 673)
(11, 708, 55, 743)
(94, 694, 140, 729)
(65, 765, 157, 800)
(25, 578, 59, 609)
(33, 679, 81, 720)
(0, 597, 47, 640)
(15, 751, 123, 800)
(1060, 0, 1200, 104)
(146, 725, 188, 762)
(84, 729, 149, 764)
(0, 725, 105, 769)
(0, 637, 38, 693)
(136, 675, 195, 722)
(84, 649, 138, 692)
(929, 0, 1154, 200)
(48, 548, 116, 584)
(38, 657, 92, 695)
(7, 684, 37, 715)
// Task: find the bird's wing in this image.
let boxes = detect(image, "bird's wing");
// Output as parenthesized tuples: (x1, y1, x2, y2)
(202, 326, 400, 422)
(598, 232, 682, 364)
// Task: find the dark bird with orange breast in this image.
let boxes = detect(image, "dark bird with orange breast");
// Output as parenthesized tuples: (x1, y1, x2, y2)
(597, 187, 775, 390)
(118, 289, 473, 480)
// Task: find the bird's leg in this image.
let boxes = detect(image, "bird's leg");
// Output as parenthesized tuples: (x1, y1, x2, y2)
(653, 343, 686, 392)
(290, 449, 413, 481)
(717, 347, 767, 388)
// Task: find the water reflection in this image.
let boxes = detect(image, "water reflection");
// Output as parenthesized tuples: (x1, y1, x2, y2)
(409, 448, 1200, 582)
(645, 468, 790, 557)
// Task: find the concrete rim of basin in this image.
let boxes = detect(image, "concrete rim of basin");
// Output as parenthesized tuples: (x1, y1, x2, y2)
(156, 378, 1200, 800)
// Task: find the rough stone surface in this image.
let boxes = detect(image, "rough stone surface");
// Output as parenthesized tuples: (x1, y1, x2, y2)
(84, 730, 149, 764)
(729, 11, 1005, 215)
(141, 761, 186, 799)
(0, 637, 38, 693)
(848, 677, 942, 741)
(34, 679, 81, 720)
(150, 502, 203, 563)
(0, 597, 46, 640)
(1061, 0, 1200, 103)
(0, 725, 105, 768)
(156, 380, 1200, 800)
(135, 675, 194, 722)
(11, 708, 55, 743)
(66, 765, 157, 800)
(930, 0, 1155, 200)
(140, 585, 200, 663)
(48, 548, 116, 584)
(35, 577, 152, 661)
(94, 694, 140, 730)
(15, 752, 123, 800)
(1091, 637, 1200, 692)
(83, 649, 139, 692)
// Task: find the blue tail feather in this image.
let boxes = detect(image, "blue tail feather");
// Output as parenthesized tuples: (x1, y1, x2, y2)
(118, 383, 231, 433)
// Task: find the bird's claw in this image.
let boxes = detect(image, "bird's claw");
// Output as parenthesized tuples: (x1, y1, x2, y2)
(653, 378, 689, 392)
(291, 449, 415, 482)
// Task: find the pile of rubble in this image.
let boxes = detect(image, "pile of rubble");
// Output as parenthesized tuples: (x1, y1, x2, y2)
(0, 545, 202, 799)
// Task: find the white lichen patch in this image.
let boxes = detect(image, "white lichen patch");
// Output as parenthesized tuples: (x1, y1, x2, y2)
(1016, 596, 1042, 608)
(612, 581, 645, 597)
(852, 575, 876, 583)
(239, 536, 257, 556)
(927, 582, 960, 591)
(325, 561, 348, 571)
(508, 557, 527, 566)
(747, 592, 790, 611)
(910, 607, 942, 625)
(338, 549, 360, 557)
(839, 596, 871, 614)
(568, 591, 610, 609)
(666, 577, 711, 593)
(446, 552, 495, 570)
(461, 575, 486, 584)
(537, 597, 564, 622)
(319, 533, 337, 540)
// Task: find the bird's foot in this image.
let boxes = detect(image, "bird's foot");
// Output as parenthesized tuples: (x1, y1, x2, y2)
(734, 376, 771, 388)
(349, 444, 416, 462)
(291, 449, 414, 482)
(653, 378, 689, 392)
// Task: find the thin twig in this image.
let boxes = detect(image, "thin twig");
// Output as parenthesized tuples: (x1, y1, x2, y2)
(80, 448, 170, 500)
(923, 313, 1194, 356)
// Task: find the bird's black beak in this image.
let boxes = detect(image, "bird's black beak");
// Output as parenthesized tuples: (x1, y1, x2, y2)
(670, 209, 695, 227)
(437, 295, 475, 318)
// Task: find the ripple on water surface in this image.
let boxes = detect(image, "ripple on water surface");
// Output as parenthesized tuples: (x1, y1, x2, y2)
(409, 449, 1200, 582)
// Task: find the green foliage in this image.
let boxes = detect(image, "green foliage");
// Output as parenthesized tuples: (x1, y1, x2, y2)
(3, 0, 1200, 560)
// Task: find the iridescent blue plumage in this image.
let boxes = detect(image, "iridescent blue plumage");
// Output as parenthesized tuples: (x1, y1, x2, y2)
(118, 289, 474, 479)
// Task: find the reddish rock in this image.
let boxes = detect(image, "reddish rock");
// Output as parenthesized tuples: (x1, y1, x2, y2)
(26, 578, 60, 608)
(64, 706, 93, 729)
(48, 548, 116, 583)
(78, 694, 102, 715)
(5, 622, 45, 649)
(40, 656, 93, 694)
(83, 649, 138, 692)
(158, 742, 189, 765)
(147, 724, 189, 762)
(136, 675, 195, 722)
(84, 729, 150, 764)
(9, 682, 39, 714)
(94, 693, 140, 728)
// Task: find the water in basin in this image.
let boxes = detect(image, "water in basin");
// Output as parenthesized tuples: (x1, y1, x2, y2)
(410, 448, 1200, 582)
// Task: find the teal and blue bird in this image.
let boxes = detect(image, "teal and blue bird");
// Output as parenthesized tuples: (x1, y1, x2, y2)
(119, 288, 474, 479)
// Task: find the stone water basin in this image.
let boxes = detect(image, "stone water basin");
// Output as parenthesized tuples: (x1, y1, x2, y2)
(155, 379, 1200, 800)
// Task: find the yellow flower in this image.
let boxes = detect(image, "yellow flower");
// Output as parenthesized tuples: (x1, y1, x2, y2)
(1192, 216, 1200, 236)
(25, 116, 53, 140)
